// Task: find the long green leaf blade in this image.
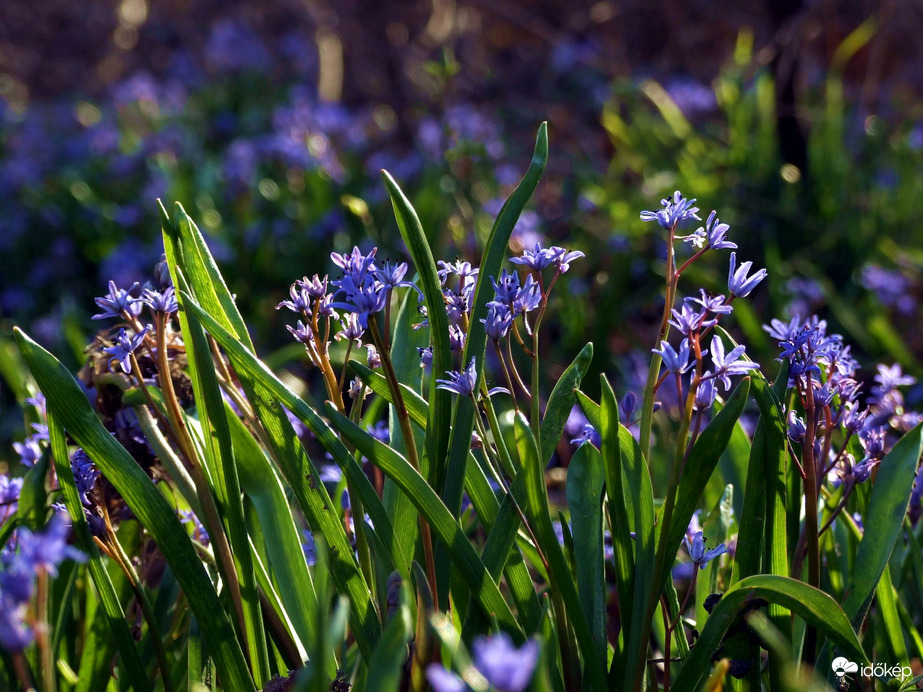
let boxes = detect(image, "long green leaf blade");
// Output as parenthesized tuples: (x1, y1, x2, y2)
(672, 575, 865, 690)
(14, 327, 254, 691)
(47, 411, 152, 692)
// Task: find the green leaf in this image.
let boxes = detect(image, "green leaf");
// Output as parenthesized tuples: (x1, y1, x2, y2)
(514, 413, 607, 692)
(326, 403, 523, 638)
(566, 442, 606, 665)
(542, 342, 593, 465)
(841, 421, 923, 628)
(672, 575, 865, 690)
(226, 403, 327, 670)
(174, 274, 269, 683)
(599, 375, 633, 680)
(180, 300, 381, 659)
(14, 327, 254, 691)
(159, 200, 252, 350)
(365, 604, 413, 692)
(382, 171, 451, 490)
(47, 411, 151, 692)
(444, 122, 550, 510)
(662, 377, 750, 575)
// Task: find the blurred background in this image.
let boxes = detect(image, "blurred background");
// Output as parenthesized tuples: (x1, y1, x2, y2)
(2, 0, 923, 454)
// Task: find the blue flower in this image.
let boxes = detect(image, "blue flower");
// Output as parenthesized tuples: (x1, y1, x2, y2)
(684, 531, 727, 567)
(652, 339, 694, 375)
(669, 303, 716, 336)
(708, 336, 757, 390)
(14, 515, 86, 577)
(286, 320, 314, 344)
(570, 423, 601, 448)
(139, 286, 178, 314)
(426, 664, 467, 692)
(694, 377, 717, 411)
(510, 243, 561, 272)
(0, 593, 31, 651)
(373, 260, 418, 294)
(787, 410, 806, 442)
(727, 252, 767, 298)
(12, 437, 43, 467)
(683, 210, 736, 250)
(510, 275, 541, 316)
(436, 359, 479, 397)
(92, 281, 142, 320)
(276, 282, 313, 313)
(70, 449, 99, 506)
(640, 191, 700, 230)
(491, 269, 521, 303)
(482, 302, 514, 340)
(103, 326, 151, 374)
(472, 633, 540, 692)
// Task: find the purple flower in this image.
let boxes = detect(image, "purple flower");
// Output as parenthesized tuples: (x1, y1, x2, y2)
(0, 475, 23, 523)
(669, 303, 717, 336)
(418, 346, 433, 367)
(276, 283, 313, 313)
(727, 253, 767, 298)
(139, 286, 178, 314)
(640, 191, 700, 230)
(763, 316, 803, 343)
(571, 423, 601, 448)
(0, 594, 31, 651)
(103, 326, 151, 374)
(336, 313, 365, 345)
(13, 437, 43, 467)
(684, 531, 727, 566)
(787, 410, 806, 442)
(653, 339, 694, 375)
(297, 274, 328, 299)
(553, 248, 585, 273)
(373, 260, 418, 294)
(472, 633, 539, 692)
(15, 515, 86, 577)
(491, 269, 521, 303)
(694, 377, 717, 411)
(436, 359, 479, 397)
(684, 210, 736, 250)
(708, 336, 757, 390)
(178, 509, 209, 545)
(511, 275, 542, 316)
(510, 243, 560, 272)
(286, 320, 314, 344)
(92, 280, 142, 320)
(70, 449, 99, 506)
(426, 664, 467, 692)
(872, 364, 916, 398)
(482, 302, 514, 340)
(686, 289, 733, 316)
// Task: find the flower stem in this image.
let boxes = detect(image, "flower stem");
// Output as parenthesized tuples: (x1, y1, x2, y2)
(368, 315, 438, 599)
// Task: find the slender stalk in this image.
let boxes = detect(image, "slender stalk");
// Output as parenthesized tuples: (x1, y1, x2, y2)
(639, 223, 678, 464)
(505, 335, 532, 401)
(151, 311, 249, 661)
(801, 382, 820, 665)
(99, 513, 175, 692)
(493, 341, 520, 413)
(35, 571, 55, 692)
(11, 652, 35, 692)
(368, 315, 438, 600)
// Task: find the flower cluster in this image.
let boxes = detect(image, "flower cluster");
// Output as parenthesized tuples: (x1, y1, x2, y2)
(765, 316, 920, 488)
(0, 515, 86, 651)
(641, 193, 764, 424)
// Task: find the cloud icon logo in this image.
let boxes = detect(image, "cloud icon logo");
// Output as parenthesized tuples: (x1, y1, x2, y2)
(831, 657, 859, 676)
